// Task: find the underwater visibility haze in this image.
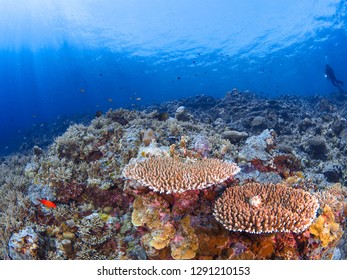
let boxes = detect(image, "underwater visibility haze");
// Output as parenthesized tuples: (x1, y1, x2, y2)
(0, 0, 347, 154)
(1, 0, 347, 261)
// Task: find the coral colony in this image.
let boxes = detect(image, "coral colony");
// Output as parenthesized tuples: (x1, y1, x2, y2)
(1, 91, 347, 260)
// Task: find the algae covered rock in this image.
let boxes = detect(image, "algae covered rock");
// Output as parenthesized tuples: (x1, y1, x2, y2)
(8, 226, 44, 260)
(170, 216, 198, 260)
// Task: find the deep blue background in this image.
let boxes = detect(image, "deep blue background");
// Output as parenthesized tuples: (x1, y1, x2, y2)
(0, 0, 346, 155)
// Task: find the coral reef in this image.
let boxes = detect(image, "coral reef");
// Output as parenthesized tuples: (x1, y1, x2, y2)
(1, 91, 347, 260)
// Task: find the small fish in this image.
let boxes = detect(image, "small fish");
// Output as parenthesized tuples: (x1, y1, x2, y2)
(108, 98, 113, 102)
(38, 199, 57, 209)
(80, 88, 85, 93)
(135, 97, 141, 101)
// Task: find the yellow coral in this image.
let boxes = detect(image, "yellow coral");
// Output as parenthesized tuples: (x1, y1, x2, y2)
(131, 195, 168, 229)
(170, 216, 199, 260)
(149, 224, 176, 250)
(131, 197, 146, 227)
(309, 205, 343, 247)
(98, 212, 111, 222)
(132, 194, 175, 254)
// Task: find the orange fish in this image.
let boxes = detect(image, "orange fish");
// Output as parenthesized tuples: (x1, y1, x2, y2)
(38, 199, 57, 209)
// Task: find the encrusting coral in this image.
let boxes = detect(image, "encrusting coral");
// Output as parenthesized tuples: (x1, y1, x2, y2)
(170, 215, 199, 260)
(309, 205, 343, 248)
(213, 182, 319, 234)
(122, 156, 240, 193)
(131, 192, 202, 259)
(131, 192, 174, 258)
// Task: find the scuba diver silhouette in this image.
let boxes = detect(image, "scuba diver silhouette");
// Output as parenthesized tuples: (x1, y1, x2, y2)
(325, 64, 344, 93)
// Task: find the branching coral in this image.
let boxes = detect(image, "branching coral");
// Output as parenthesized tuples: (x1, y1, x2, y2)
(77, 213, 113, 246)
(315, 183, 347, 223)
(123, 156, 240, 194)
(213, 182, 319, 234)
(0, 188, 31, 259)
(52, 117, 122, 163)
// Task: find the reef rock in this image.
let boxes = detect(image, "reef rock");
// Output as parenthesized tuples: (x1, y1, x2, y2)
(251, 116, 268, 130)
(170, 216, 198, 260)
(238, 129, 274, 162)
(193, 135, 211, 156)
(175, 106, 191, 121)
(222, 130, 248, 144)
(8, 226, 44, 260)
(322, 162, 343, 183)
(305, 136, 328, 159)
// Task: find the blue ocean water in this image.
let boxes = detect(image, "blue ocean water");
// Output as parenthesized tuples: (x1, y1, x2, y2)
(0, 0, 346, 155)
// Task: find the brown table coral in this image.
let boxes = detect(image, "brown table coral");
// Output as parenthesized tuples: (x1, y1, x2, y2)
(213, 182, 319, 234)
(122, 156, 240, 193)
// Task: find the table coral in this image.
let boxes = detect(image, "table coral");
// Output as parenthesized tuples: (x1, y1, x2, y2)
(123, 156, 240, 193)
(214, 182, 319, 233)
